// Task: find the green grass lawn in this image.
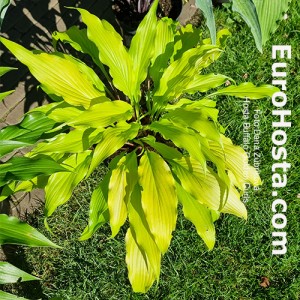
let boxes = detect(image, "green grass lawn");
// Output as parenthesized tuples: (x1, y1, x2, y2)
(4, 1, 300, 299)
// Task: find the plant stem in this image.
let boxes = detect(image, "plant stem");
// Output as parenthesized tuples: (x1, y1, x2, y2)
(96, 60, 119, 99)
(135, 102, 140, 122)
(105, 87, 115, 99)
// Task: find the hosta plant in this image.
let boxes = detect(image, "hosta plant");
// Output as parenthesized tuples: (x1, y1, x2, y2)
(0, 66, 16, 101)
(195, 0, 292, 52)
(0, 0, 11, 30)
(0, 214, 60, 300)
(0, 0, 278, 292)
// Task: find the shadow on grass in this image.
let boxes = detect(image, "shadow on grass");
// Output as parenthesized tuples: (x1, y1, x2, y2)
(1, 244, 46, 299)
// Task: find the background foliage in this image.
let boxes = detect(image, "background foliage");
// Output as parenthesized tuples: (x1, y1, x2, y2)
(196, 0, 292, 52)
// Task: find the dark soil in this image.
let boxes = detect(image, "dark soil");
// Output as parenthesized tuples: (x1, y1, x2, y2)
(159, 0, 182, 19)
(112, 0, 182, 32)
